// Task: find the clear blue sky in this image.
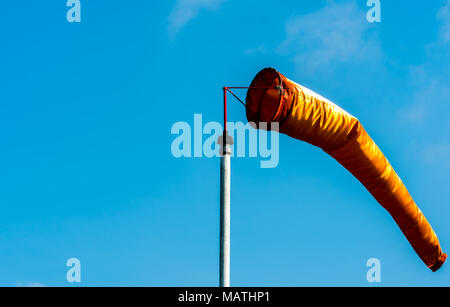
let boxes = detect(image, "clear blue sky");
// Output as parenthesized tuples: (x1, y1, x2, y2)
(0, 0, 449, 286)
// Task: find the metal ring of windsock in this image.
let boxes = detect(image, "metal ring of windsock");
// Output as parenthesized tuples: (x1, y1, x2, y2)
(245, 67, 447, 272)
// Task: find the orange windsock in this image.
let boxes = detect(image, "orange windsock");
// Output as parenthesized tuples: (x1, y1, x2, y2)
(246, 67, 447, 271)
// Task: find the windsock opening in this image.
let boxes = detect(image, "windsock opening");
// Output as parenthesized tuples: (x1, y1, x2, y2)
(245, 67, 447, 272)
(246, 67, 293, 124)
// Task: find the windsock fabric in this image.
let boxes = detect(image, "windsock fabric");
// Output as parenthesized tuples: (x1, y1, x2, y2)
(246, 67, 447, 271)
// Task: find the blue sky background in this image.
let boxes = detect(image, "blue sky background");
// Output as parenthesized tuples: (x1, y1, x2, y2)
(0, 0, 449, 286)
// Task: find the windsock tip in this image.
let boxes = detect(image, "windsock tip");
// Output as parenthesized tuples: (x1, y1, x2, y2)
(430, 253, 447, 272)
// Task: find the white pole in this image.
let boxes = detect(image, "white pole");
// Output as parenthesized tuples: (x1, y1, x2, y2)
(219, 132, 232, 287)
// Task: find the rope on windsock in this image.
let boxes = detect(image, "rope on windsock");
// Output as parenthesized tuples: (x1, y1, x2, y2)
(246, 67, 447, 271)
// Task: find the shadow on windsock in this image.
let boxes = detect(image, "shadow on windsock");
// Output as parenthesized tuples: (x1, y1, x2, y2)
(246, 67, 447, 272)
